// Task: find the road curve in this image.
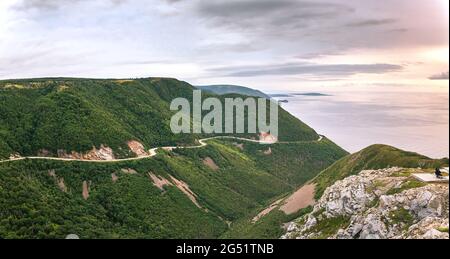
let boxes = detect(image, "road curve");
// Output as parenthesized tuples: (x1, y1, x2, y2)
(0, 135, 324, 164)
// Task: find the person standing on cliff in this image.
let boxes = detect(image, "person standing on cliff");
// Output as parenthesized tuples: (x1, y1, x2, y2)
(435, 168, 443, 179)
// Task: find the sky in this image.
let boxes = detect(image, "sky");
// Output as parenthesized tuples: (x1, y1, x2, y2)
(0, 0, 448, 91)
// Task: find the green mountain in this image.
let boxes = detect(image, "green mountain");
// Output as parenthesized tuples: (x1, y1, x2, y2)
(0, 77, 347, 239)
(197, 85, 271, 99)
(282, 146, 449, 240)
(222, 144, 448, 239)
(313, 144, 449, 200)
(0, 137, 346, 239)
(2, 78, 444, 239)
(0, 78, 317, 160)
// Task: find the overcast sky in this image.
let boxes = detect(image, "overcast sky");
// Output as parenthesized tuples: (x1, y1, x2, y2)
(0, 0, 448, 91)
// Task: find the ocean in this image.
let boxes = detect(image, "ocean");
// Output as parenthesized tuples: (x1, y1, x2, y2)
(274, 90, 449, 159)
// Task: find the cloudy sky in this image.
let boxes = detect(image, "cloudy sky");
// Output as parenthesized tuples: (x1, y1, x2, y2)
(0, 0, 448, 91)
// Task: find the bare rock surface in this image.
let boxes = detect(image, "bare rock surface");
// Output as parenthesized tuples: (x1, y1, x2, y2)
(282, 168, 449, 239)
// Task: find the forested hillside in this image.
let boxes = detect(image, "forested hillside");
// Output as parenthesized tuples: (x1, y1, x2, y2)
(0, 138, 346, 238)
(0, 78, 318, 159)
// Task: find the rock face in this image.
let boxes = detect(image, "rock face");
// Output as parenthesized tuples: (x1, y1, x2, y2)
(127, 140, 149, 157)
(57, 145, 115, 160)
(282, 168, 449, 239)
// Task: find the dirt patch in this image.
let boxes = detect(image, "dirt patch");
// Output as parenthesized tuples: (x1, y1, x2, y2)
(233, 143, 244, 150)
(148, 173, 173, 190)
(38, 149, 52, 157)
(57, 85, 69, 92)
(252, 198, 284, 223)
(203, 157, 219, 171)
(259, 132, 278, 143)
(127, 140, 148, 157)
(58, 178, 68, 193)
(111, 173, 119, 183)
(8, 153, 21, 159)
(169, 175, 201, 208)
(3, 83, 25, 89)
(48, 170, 67, 192)
(263, 147, 272, 155)
(115, 79, 134, 84)
(48, 170, 56, 177)
(121, 168, 137, 174)
(93, 145, 115, 160)
(57, 145, 115, 160)
(280, 184, 316, 215)
(82, 181, 90, 200)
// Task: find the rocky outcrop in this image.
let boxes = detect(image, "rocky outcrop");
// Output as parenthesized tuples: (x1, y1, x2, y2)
(82, 181, 90, 200)
(57, 145, 115, 160)
(111, 173, 119, 183)
(282, 168, 449, 239)
(148, 173, 173, 190)
(127, 140, 149, 157)
(9, 153, 22, 159)
(203, 157, 219, 171)
(121, 168, 137, 174)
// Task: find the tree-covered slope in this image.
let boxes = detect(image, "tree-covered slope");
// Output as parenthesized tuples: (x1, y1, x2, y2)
(197, 85, 271, 99)
(0, 78, 318, 159)
(0, 138, 345, 239)
(0, 77, 348, 239)
(313, 144, 449, 199)
(221, 144, 448, 239)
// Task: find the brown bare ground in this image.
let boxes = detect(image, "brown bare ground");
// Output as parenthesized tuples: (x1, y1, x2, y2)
(4, 83, 24, 89)
(57, 145, 115, 161)
(111, 173, 119, 183)
(280, 184, 316, 215)
(58, 178, 68, 193)
(115, 80, 134, 84)
(263, 147, 272, 155)
(9, 153, 22, 159)
(127, 140, 148, 157)
(82, 181, 90, 200)
(252, 198, 284, 223)
(203, 157, 219, 171)
(121, 168, 137, 174)
(48, 170, 56, 177)
(148, 173, 173, 190)
(233, 143, 244, 150)
(39, 149, 52, 157)
(57, 85, 69, 92)
(169, 175, 201, 208)
(48, 170, 67, 192)
(259, 132, 278, 143)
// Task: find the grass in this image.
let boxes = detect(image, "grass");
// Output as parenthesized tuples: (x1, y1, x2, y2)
(306, 216, 351, 239)
(386, 179, 427, 195)
(390, 168, 417, 177)
(313, 144, 448, 200)
(389, 208, 415, 230)
(367, 179, 387, 193)
(436, 227, 449, 233)
(368, 197, 380, 208)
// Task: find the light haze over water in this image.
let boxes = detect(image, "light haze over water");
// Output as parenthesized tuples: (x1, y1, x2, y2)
(275, 90, 449, 159)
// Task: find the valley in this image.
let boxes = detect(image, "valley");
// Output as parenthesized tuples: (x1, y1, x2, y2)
(0, 78, 447, 239)
(0, 135, 324, 164)
(0, 78, 347, 239)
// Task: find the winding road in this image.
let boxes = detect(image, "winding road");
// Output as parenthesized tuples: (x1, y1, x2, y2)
(0, 135, 324, 164)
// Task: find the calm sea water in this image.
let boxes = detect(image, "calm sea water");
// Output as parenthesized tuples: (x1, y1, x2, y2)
(275, 91, 449, 159)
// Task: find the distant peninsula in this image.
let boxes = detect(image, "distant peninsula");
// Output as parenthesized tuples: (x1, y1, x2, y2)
(292, 93, 332, 97)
